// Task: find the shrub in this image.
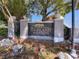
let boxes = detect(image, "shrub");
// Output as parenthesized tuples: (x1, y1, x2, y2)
(0, 28, 8, 37)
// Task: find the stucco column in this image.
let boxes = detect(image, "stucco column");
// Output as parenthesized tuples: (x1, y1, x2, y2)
(54, 13, 64, 43)
(8, 16, 16, 39)
(20, 19, 28, 39)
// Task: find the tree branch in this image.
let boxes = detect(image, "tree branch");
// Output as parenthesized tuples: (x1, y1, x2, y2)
(4, 5, 12, 17)
(1, 0, 12, 17)
(1, 7, 9, 19)
(0, 0, 12, 20)
(0, 1, 9, 20)
(46, 8, 56, 16)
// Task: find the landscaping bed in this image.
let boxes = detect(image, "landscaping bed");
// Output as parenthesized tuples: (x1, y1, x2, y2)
(0, 39, 72, 59)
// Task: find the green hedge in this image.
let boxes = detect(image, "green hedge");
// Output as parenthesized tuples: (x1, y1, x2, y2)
(0, 28, 8, 37)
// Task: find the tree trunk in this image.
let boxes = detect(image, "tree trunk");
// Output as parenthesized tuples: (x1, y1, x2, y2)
(42, 14, 47, 21)
(42, 12, 48, 21)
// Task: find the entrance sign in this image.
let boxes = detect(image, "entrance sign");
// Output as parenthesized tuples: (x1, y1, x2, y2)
(20, 20, 64, 42)
(28, 21, 54, 40)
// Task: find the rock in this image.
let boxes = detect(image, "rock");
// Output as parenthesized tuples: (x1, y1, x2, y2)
(0, 38, 14, 47)
(57, 51, 74, 59)
(64, 53, 73, 59)
(70, 49, 78, 58)
(12, 44, 24, 56)
(57, 52, 65, 59)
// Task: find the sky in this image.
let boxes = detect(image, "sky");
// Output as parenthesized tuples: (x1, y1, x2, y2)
(32, 15, 42, 22)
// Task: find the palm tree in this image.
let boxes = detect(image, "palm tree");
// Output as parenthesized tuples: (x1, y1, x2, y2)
(0, 0, 28, 20)
(7, 0, 27, 19)
(0, 0, 29, 38)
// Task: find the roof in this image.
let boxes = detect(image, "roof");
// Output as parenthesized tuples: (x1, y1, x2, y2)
(64, 10, 79, 29)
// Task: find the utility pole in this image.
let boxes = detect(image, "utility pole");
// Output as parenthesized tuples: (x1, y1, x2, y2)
(69, 1, 78, 58)
(72, 0, 75, 49)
